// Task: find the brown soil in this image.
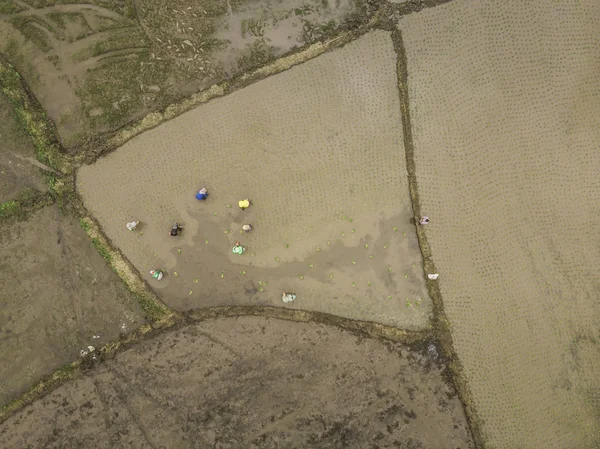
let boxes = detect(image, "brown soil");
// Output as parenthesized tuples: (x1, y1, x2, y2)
(0, 0, 374, 148)
(400, 0, 600, 447)
(10, 1, 599, 446)
(0, 93, 46, 202)
(0, 316, 474, 448)
(77, 31, 431, 329)
(0, 204, 146, 406)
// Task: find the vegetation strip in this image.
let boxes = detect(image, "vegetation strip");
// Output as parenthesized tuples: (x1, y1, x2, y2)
(185, 306, 427, 345)
(0, 306, 427, 425)
(0, 54, 69, 173)
(77, 212, 176, 323)
(0, 361, 80, 424)
(0, 52, 175, 324)
(0, 188, 54, 222)
(391, 28, 485, 448)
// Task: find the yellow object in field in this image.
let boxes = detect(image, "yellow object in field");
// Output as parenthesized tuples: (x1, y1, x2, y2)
(238, 199, 250, 209)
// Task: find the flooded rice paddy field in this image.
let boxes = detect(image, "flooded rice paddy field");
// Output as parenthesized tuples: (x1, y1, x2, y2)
(401, 0, 600, 447)
(77, 31, 431, 330)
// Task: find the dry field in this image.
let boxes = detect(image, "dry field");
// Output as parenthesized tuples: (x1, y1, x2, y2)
(77, 31, 431, 329)
(0, 0, 371, 147)
(0, 90, 145, 406)
(0, 316, 474, 448)
(400, 0, 600, 447)
(0, 205, 145, 406)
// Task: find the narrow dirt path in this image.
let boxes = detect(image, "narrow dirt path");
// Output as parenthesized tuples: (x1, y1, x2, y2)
(10, 153, 62, 176)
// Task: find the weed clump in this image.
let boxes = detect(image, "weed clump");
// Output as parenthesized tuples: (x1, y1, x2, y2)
(0, 189, 54, 222)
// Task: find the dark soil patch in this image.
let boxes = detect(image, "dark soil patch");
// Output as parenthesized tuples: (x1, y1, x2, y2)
(0, 316, 474, 448)
(0, 204, 146, 407)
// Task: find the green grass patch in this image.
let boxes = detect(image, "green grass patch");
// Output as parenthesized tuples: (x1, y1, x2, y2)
(91, 237, 112, 264)
(0, 200, 19, 218)
(78, 217, 91, 233)
(44, 172, 57, 189)
(2, 39, 39, 87)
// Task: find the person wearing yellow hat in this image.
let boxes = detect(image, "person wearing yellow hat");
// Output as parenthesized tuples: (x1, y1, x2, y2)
(238, 199, 250, 210)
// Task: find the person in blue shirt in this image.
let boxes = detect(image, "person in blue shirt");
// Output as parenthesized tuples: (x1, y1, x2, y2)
(196, 187, 208, 200)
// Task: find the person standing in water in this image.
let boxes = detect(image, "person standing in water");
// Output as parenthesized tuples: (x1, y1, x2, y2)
(196, 188, 208, 200)
(169, 223, 183, 236)
(232, 242, 245, 255)
(150, 269, 164, 281)
(126, 221, 139, 231)
(282, 292, 296, 303)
